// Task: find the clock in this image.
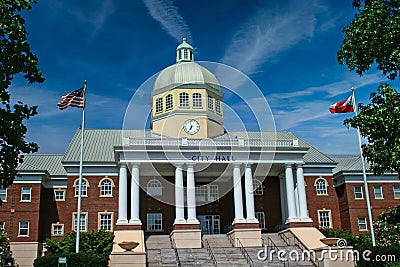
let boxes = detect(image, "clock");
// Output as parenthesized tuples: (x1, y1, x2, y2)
(183, 119, 200, 135)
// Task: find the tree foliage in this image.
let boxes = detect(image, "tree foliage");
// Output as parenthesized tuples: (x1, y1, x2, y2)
(344, 84, 400, 175)
(44, 230, 114, 255)
(337, 0, 400, 80)
(0, 0, 44, 188)
(374, 205, 400, 246)
(0, 228, 11, 262)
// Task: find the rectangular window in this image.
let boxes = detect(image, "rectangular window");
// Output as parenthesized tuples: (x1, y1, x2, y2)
(155, 98, 163, 113)
(358, 217, 367, 231)
(73, 213, 87, 232)
(0, 222, 5, 229)
(255, 212, 266, 229)
(147, 213, 162, 231)
(179, 93, 189, 107)
(21, 187, 32, 201)
(52, 224, 64, 236)
(394, 186, 400, 199)
(0, 188, 7, 202)
(318, 210, 331, 228)
(192, 93, 202, 107)
(54, 189, 65, 201)
(354, 186, 363, 199)
(99, 213, 113, 231)
(166, 94, 173, 110)
(373, 185, 383, 199)
(215, 99, 221, 113)
(207, 95, 214, 110)
(18, 221, 29, 236)
(196, 185, 219, 202)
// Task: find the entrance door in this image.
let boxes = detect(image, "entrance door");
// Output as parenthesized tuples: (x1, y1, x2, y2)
(198, 215, 220, 234)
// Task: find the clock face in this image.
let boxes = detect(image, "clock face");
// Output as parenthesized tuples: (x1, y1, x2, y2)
(183, 119, 200, 135)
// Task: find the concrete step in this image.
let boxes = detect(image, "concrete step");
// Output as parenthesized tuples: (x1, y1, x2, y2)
(145, 235, 172, 249)
(202, 234, 232, 248)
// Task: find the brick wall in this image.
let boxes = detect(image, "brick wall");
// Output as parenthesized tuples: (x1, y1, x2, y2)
(305, 176, 341, 229)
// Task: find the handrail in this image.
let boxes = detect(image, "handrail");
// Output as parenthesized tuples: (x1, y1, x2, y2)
(170, 237, 181, 267)
(236, 238, 254, 267)
(264, 237, 289, 267)
(227, 234, 235, 247)
(203, 239, 217, 266)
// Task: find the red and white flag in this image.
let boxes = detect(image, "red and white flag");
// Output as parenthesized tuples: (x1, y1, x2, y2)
(329, 95, 354, 113)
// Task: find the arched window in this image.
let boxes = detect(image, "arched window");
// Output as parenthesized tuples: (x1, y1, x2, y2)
(315, 178, 328, 195)
(99, 178, 113, 196)
(192, 93, 202, 107)
(179, 92, 189, 107)
(155, 97, 163, 113)
(74, 178, 89, 197)
(166, 94, 173, 110)
(253, 179, 263, 195)
(147, 179, 162, 196)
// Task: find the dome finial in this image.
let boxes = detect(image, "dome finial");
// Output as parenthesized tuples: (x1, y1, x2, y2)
(182, 37, 186, 42)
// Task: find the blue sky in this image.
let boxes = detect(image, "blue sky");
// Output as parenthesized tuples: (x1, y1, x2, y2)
(10, 0, 392, 155)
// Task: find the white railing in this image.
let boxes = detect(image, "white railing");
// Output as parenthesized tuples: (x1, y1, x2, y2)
(125, 137, 299, 147)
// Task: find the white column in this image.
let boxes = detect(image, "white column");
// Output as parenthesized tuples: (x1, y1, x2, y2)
(296, 164, 310, 220)
(233, 163, 245, 222)
(279, 176, 287, 224)
(174, 164, 186, 223)
(244, 164, 256, 221)
(186, 164, 198, 223)
(285, 164, 297, 221)
(129, 164, 141, 223)
(117, 164, 128, 223)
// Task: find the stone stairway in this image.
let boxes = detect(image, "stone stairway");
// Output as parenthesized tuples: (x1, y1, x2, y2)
(146, 235, 179, 267)
(203, 235, 249, 266)
(177, 248, 215, 267)
(145, 233, 315, 266)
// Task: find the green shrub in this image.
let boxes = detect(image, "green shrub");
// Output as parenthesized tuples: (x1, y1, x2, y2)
(45, 230, 114, 255)
(33, 252, 109, 267)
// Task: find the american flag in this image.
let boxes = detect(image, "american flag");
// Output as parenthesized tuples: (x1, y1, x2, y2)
(57, 87, 85, 110)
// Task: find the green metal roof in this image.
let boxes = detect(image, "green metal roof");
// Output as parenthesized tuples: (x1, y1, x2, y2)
(17, 154, 66, 176)
(331, 155, 371, 173)
(62, 129, 335, 164)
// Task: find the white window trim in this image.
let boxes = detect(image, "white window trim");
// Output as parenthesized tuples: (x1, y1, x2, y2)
(255, 211, 266, 229)
(354, 186, 364, 199)
(98, 177, 115, 197)
(147, 213, 163, 231)
(72, 212, 88, 232)
(373, 185, 384, 199)
(54, 189, 66, 201)
(0, 221, 5, 230)
(393, 186, 400, 199)
(73, 178, 89, 197)
(20, 187, 32, 202)
(358, 217, 368, 231)
(192, 93, 202, 108)
(147, 179, 163, 197)
(179, 92, 189, 107)
(18, 221, 29, 237)
(253, 179, 263, 196)
(314, 178, 328, 196)
(317, 209, 332, 229)
(0, 188, 7, 202)
(51, 223, 64, 236)
(98, 212, 114, 232)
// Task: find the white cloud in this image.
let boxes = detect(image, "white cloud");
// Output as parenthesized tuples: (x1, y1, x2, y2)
(143, 0, 192, 43)
(221, 0, 322, 76)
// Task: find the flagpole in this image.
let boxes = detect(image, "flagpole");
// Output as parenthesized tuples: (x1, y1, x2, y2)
(351, 87, 376, 247)
(75, 80, 87, 253)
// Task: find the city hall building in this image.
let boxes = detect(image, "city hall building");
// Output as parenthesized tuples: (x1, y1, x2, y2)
(1, 39, 400, 266)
